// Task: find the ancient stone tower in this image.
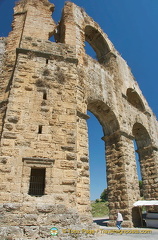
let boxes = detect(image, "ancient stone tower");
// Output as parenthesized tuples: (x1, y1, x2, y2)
(0, 0, 158, 238)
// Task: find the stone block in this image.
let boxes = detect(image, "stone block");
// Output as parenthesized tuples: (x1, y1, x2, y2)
(60, 160, 75, 169)
(3, 203, 22, 212)
(7, 116, 19, 123)
(56, 204, 67, 214)
(0, 157, 8, 164)
(23, 226, 39, 238)
(0, 184, 7, 191)
(53, 185, 63, 193)
(37, 204, 57, 213)
(1, 214, 22, 226)
(7, 226, 23, 238)
(39, 225, 57, 239)
(4, 123, 14, 131)
(80, 170, 89, 177)
(0, 166, 11, 173)
(3, 132, 17, 139)
(61, 145, 74, 151)
(63, 185, 75, 193)
(20, 203, 37, 214)
(66, 137, 76, 144)
(80, 156, 88, 162)
(38, 214, 60, 225)
(21, 214, 38, 226)
(54, 195, 64, 202)
(66, 153, 76, 160)
(64, 170, 76, 178)
(62, 179, 76, 185)
(10, 193, 22, 203)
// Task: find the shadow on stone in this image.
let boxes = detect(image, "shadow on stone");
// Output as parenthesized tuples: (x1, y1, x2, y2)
(93, 218, 109, 226)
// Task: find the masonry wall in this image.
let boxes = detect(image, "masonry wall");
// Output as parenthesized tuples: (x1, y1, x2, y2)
(0, 38, 6, 70)
(0, 37, 7, 135)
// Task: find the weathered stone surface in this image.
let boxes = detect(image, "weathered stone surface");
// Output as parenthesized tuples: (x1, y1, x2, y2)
(0, 37, 6, 71)
(3, 135, 17, 143)
(37, 204, 56, 213)
(80, 156, 89, 162)
(21, 214, 38, 226)
(3, 203, 22, 211)
(0, 226, 23, 239)
(66, 153, 76, 160)
(61, 145, 75, 151)
(0, 0, 158, 238)
(23, 226, 39, 239)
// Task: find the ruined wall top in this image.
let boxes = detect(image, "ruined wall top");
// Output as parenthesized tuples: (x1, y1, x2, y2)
(12, 0, 56, 41)
(0, 37, 6, 71)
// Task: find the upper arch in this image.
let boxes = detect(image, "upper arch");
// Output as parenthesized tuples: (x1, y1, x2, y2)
(85, 25, 111, 63)
(87, 100, 120, 136)
(132, 122, 151, 149)
(126, 88, 145, 112)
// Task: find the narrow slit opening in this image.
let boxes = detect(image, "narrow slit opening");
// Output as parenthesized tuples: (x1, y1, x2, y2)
(38, 125, 42, 134)
(43, 92, 47, 100)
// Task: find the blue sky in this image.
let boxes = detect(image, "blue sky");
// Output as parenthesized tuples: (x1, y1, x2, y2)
(0, 0, 158, 200)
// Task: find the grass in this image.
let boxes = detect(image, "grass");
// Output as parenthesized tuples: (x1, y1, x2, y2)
(91, 201, 109, 217)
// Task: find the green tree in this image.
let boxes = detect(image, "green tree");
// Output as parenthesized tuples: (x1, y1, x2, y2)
(139, 180, 143, 197)
(100, 188, 108, 202)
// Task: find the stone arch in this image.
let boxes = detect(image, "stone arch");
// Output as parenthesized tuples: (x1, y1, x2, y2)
(87, 100, 120, 136)
(87, 100, 140, 227)
(132, 122, 154, 199)
(87, 100, 122, 222)
(85, 25, 111, 64)
(127, 88, 145, 112)
(132, 122, 151, 149)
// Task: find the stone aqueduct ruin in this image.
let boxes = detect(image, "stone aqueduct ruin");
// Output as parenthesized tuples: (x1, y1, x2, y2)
(0, 0, 158, 237)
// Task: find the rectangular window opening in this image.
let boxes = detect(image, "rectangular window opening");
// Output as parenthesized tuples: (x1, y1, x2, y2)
(46, 59, 49, 64)
(28, 168, 46, 196)
(38, 125, 42, 134)
(43, 91, 47, 100)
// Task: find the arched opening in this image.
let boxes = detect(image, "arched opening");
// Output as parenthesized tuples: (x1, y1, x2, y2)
(133, 123, 151, 149)
(133, 140, 142, 180)
(85, 25, 110, 63)
(87, 111, 107, 201)
(127, 88, 145, 112)
(133, 139, 143, 197)
(88, 100, 120, 136)
(85, 41, 97, 60)
(132, 123, 152, 199)
(87, 100, 120, 223)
